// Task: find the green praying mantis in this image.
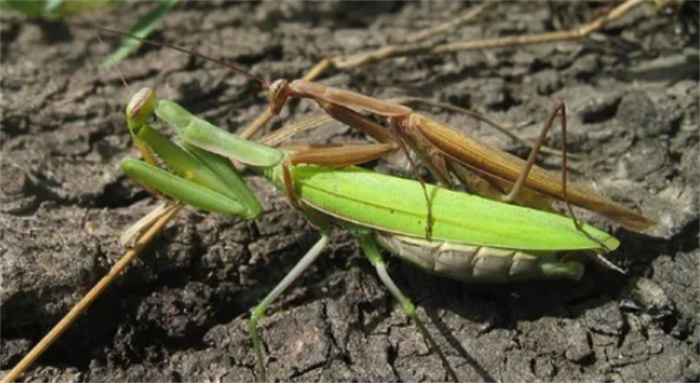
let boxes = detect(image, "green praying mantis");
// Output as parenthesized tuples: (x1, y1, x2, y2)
(120, 87, 623, 382)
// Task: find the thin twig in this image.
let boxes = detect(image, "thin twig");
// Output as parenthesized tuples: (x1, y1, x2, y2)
(1, 202, 183, 383)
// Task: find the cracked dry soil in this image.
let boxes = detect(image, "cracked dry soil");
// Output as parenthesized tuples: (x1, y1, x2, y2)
(1, 2, 698, 382)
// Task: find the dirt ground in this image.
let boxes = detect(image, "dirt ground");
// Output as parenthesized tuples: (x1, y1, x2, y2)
(1, 2, 698, 382)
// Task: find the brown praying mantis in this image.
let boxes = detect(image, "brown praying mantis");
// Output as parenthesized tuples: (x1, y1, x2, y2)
(84, 7, 657, 234)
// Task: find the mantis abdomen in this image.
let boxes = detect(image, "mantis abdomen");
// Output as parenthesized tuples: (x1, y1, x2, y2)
(375, 232, 584, 283)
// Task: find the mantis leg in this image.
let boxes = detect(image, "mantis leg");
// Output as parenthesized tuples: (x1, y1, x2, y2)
(499, 103, 614, 252)
(280, 142, 397, 211)
(353, 230, 459, 382)
(121, 159, 254, 217)
(319, 102, 398, 144)
(126, 89, 269, 219)
(250, 233, 331, 383)
(501, 102, 567, 205)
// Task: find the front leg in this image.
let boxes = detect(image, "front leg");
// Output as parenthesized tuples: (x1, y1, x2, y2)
(280, 143, 398, 211)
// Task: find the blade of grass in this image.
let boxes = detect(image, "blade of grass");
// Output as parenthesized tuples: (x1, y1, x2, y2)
(1, 0, 53, 17)
(102, 0, 180, 67)
(1, 0, 112, 18)
(54, 0, 115, 16)
(43, 0, 64, 15)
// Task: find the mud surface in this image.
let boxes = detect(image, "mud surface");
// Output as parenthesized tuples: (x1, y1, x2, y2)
(1, 2, 698, 382)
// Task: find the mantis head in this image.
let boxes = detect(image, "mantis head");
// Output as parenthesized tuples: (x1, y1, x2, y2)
(268, 79, 292, 115)
(126, 87, 157, 133)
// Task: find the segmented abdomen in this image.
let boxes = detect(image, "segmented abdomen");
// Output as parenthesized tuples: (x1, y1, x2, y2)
(375, 232, 584, 283)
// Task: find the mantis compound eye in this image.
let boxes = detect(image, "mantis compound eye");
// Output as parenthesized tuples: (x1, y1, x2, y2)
(268, 79, 290, 115)
(126, 87, 157, 131)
